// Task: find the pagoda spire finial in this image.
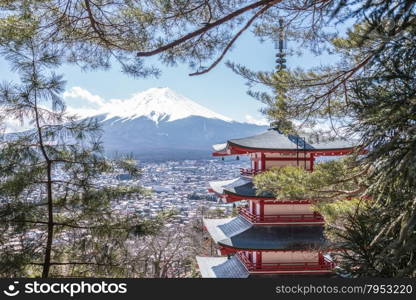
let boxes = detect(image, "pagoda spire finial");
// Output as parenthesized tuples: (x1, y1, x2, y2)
(275, 18, 286, 71)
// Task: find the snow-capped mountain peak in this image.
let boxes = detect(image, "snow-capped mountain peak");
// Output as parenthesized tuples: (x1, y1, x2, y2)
(102, 87, 232, 123)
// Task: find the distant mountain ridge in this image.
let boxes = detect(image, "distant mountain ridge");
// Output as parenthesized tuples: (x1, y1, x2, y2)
(92, 88, 268, 160)
(5, 88, 268, 160)
(99, 115, 267, 160)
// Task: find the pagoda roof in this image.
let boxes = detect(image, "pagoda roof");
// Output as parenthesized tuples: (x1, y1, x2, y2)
(196, 256, 249, 278)
(208, 177, 274, 202)
(213, 128, 358, 156)
(204, 216, 327, 251)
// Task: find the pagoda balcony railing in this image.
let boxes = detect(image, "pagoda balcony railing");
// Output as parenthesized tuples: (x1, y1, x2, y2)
(237, 252, 335, 272)
(238, 207, 324, 224)
(240, 168, 263, 176)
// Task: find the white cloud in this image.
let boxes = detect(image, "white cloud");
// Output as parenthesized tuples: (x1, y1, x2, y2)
(244, 114, 269, 126)
(1, 86, 106, 132)
(62, 87, 110, 119)
(65, 106, 104, 119)
(63, 86, 105, 106)
(1, 117, 32, 133)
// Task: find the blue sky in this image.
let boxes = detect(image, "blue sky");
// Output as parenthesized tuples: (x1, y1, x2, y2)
(0, 31, 341, 125)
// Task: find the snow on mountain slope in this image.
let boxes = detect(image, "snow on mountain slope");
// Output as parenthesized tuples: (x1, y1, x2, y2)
(101, 87, 232, 123)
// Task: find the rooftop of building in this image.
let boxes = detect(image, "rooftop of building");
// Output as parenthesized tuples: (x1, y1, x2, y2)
(209, 177, 274, 200)
(203, 216, 327, 251)
(213, 128, 359, 156)
(196, 255, 249, 278)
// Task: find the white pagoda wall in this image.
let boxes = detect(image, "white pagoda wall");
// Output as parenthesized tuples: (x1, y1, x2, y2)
(263, 203, 313, 215)
(265, 159, 312, 171)
(265, 153, 312, 158)
(261, 251, 319, 263)
(250, 152, 314, 171)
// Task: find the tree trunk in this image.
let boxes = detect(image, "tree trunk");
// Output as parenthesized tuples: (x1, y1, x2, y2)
(42, 161, 54, 278)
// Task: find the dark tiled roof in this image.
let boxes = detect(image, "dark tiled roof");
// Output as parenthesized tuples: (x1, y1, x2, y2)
(219, 216, 252, 237)
(221, 223, 327, 250)
(228, 129, 356, 151)
(212, 256, 249, 278)
(196, 256, 249, 278)
(209, 177, 274, 199)
(204, 216, 327, 250)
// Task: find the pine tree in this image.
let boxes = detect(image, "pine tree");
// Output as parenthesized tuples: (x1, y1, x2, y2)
(250, 1, 416, 276)
(0, 37, 158, 278)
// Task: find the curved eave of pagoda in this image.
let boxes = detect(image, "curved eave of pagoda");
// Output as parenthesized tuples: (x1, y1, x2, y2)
(213, 142, 360, 157)
(196, 256, 250, 278)
(196, 255, 334, 277)
(204, 216, 328, 252)
(208, 177, 275, 203)
(216, 240, 329, 252)
(217, 244, 336, 253)
(208, 189, 276, 203)
(217, 244, 340, 253)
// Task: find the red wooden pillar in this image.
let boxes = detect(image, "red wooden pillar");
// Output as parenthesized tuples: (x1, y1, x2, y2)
(310, 154, 315, 172)
(256, 251, 262, 270)
(260, 200, 265, 221)
(318, 252, 324, 264)
(250, 201, 255, 215)
(261, 153, 266, 171)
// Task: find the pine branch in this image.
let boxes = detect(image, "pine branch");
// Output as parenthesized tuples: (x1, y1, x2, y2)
(189, 1, 277, 76)
(136, 0, 281, 57)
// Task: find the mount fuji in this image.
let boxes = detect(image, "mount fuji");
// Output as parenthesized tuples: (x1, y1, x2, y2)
(87, 88, 267, 160)
(98, 87, 233, 123)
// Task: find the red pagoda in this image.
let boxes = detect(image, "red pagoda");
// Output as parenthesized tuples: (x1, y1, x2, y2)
(196, 129, 357, 278)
